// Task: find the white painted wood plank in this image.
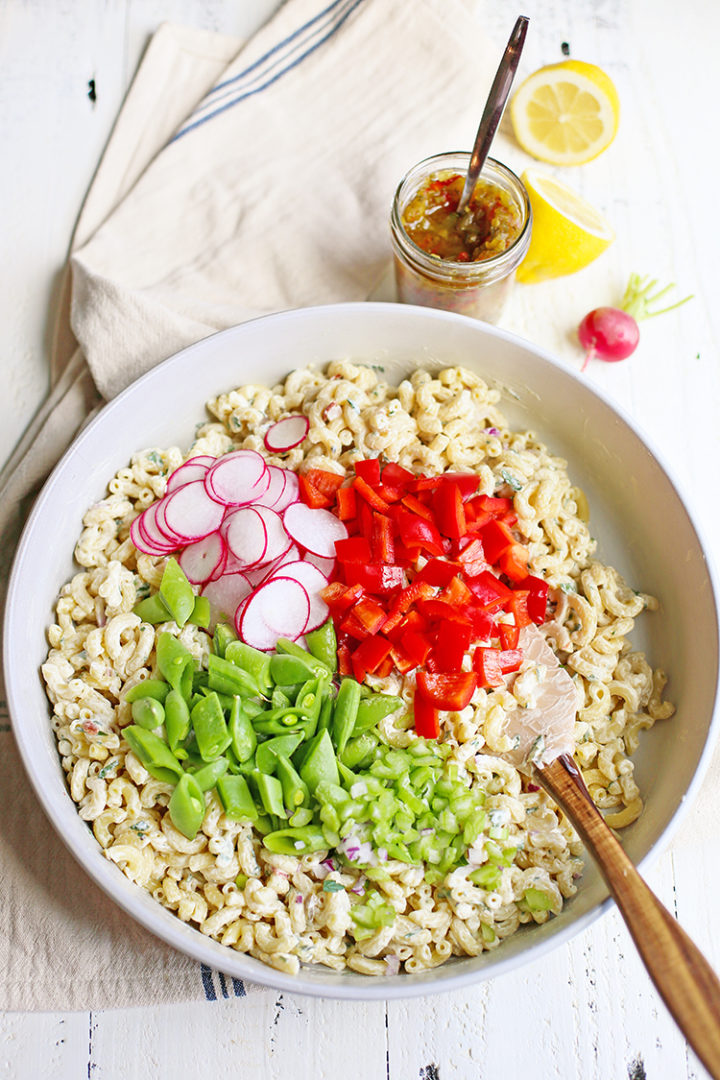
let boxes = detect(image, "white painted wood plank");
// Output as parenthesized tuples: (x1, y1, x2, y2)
(0, 1011, 88, 1079)
(0, 2, 130, 463)
(85, 996, 388, 1080)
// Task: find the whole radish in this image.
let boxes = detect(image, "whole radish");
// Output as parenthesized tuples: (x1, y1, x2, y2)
(579, 273, 691, 372)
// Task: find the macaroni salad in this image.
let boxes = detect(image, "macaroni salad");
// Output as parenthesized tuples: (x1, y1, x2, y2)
(42, 362, 674, 976)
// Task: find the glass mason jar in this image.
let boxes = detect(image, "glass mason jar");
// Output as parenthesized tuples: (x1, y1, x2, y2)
(390, 152, 532, 324)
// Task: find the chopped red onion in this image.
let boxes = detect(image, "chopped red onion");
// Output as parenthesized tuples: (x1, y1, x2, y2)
(384, 955, 401, 976)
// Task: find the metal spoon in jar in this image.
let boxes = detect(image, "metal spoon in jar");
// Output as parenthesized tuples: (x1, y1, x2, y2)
(456, 15, 529, 218)
(502, 625, 720, 1080)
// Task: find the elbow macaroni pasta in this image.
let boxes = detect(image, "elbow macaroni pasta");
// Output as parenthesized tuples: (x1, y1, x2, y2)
(41, 363, 674, 976)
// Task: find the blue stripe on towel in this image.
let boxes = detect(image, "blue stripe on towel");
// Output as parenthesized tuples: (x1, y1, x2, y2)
(173, 0, 364, 140)
(200, 965, 247, 1001)
(200, 963, 217, 1001)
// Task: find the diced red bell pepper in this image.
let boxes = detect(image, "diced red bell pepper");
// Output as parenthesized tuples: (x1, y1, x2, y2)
(375, 656, 394, 678)
(409, 475, 441, 493)
(498, 621, 520, 650)
(335, 536, 372, 563)
(340, 596, 387, 640)
(478, 519, 516, 564)
(381, 580, 437, 635)
(416, 557, 458, 587)
(430, 619, 471, 672)
(337, 643, 353, 677)
(498, 648, 523, 674)
(519, 574, 549, 624)
(335, 485, 358, 521)
(321, 581, 364, 615)
(413, 692, 439, 739)
(392, 541, 422, 568)
(415, 597, 460, 623)
(465, 606, 496, 640)
(385, 608, 429, 643)
(473, 494, 514, 517)
(381, 462, 415, 489)
(389, 643, 418, 675)
(433, 481, 466, 540)
(457, 537, 486, 577)
(466, 570, 513, 611)
(375, 483, 403, 504)
(396, 509, 444, 557)
(401, 494, 434, 522)
(496, 543, 529, 583)
(371, 512, 395, 563)
(472, 647, 505, 689)
(351, 634, 393, 682)
(298, 475, 333, 509)
(416, 671, 477, 711)
(354, 458, 382, 486)
(506, 590, 532, 629)
(464, 505, 492, 533)
(358, 499, 375, 543)
(343, 564, 405, 595)
(304, 469, 345, 498)
(400, 628, 432, 667)
(353, 475, 390, 513)
(439, 575, 472, 608)
(441, 473, 480, 499)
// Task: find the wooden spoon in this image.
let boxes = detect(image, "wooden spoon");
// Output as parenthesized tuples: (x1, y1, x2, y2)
(504, 627, 720, 1079)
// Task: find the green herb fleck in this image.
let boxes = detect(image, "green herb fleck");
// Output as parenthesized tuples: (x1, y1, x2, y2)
(322, 880, 346, 893)
(500, 469, 522, 491)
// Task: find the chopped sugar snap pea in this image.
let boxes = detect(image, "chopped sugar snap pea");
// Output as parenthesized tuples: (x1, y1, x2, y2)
(159, 558, 195, 627)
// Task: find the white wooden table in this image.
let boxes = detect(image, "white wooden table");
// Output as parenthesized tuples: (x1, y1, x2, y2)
(2, 1, 719, 1077)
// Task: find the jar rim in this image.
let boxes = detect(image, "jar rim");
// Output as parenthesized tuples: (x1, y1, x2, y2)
(390, 153, 532, 282)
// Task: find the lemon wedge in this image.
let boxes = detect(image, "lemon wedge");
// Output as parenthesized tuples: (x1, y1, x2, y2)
(510, 60, 620, 166)
(516, 170, 614, 283)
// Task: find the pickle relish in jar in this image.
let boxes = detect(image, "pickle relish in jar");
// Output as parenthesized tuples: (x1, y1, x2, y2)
(390, 153, 532, 324)
(401, 171, 523, 263)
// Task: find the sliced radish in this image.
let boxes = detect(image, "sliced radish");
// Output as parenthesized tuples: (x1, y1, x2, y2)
(166, 457, 212, 494)
(161, 480, 226, 542)
(254, 465, 287, 510)
(268, 560, 329, 632)
(264, 415, 309, 453)
(138, 503, 180, 550)
(243, 543, 301, 588)
(302, 550, 336, 577)
(239, 576, 310, 650)
(205, 450, 269, 506)
(223, 506, 269, 568)
(178, 531, 226, 585)
(283, 503, 348, 559)
(252, 506, 291, 564)
(273, 469, 300, 513)
(130, 513, 175, 556)
(202, 572, 253, 629)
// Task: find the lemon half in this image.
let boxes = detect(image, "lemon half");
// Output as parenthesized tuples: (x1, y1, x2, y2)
(517, 170, 614, 283)
(510, 60, 620, 166)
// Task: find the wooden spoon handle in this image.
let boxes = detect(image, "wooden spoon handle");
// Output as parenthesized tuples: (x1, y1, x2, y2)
(538, 754, 720, 1080)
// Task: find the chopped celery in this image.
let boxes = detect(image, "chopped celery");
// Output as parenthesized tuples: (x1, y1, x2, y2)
(523, 887, 553, 912)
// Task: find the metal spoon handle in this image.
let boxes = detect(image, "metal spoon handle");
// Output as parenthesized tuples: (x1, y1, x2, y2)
(457, 15, 529, 215)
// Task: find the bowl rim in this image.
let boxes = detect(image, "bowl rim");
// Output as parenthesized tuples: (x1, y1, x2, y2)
(5, 301, 720, 1000)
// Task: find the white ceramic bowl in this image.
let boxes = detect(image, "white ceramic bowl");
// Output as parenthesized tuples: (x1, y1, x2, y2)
(6, 303, 719, 1000)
